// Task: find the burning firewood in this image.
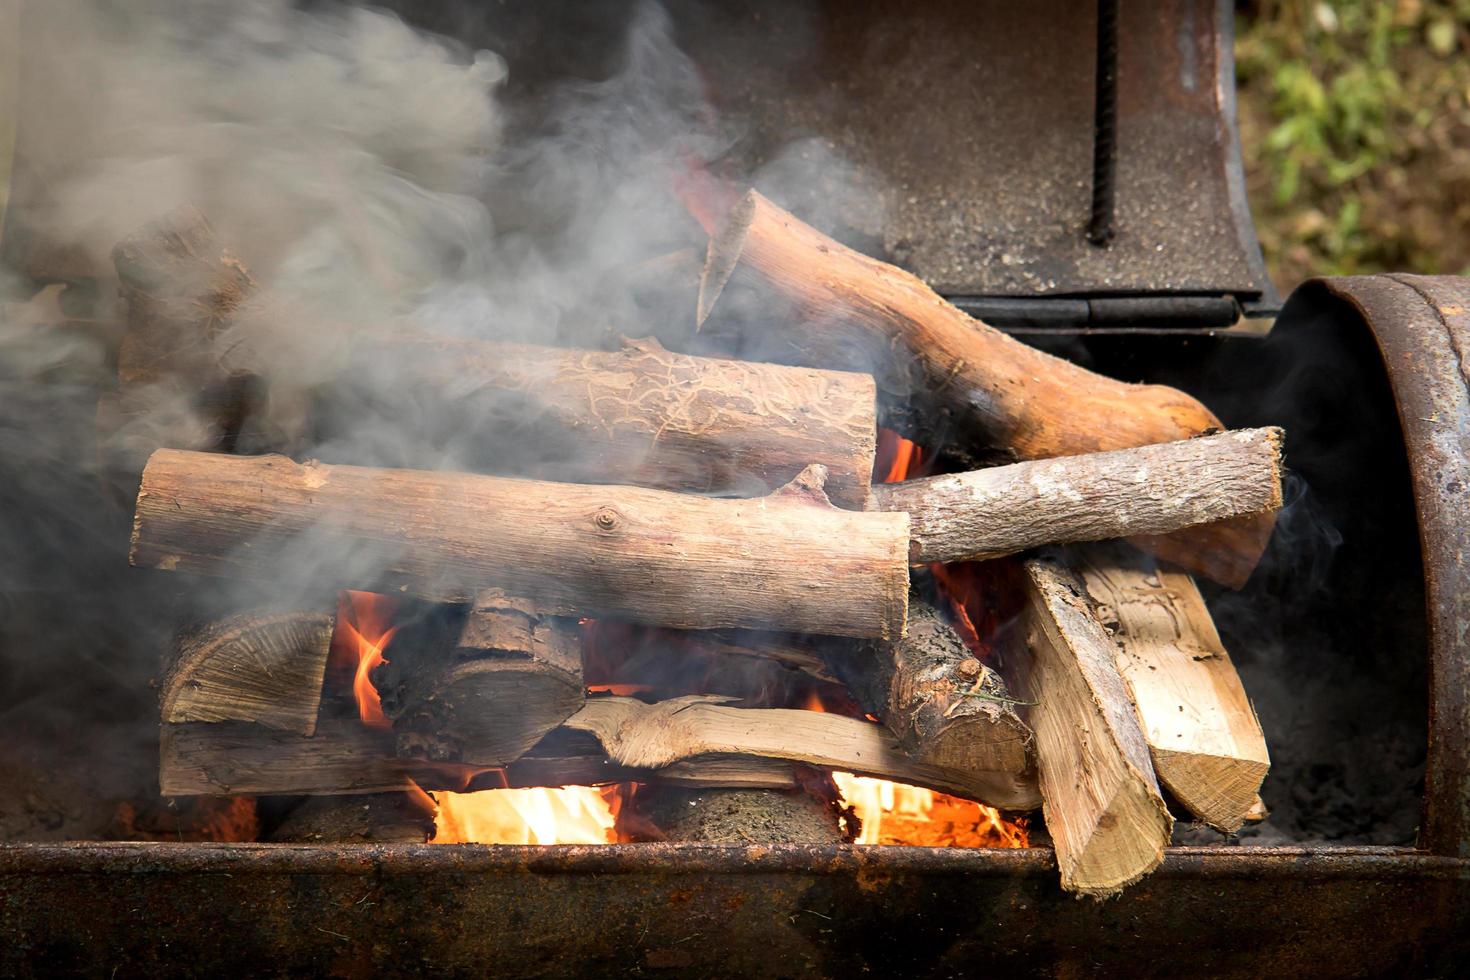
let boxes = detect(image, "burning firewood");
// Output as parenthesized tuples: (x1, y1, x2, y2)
(1076, 545, 1270, 833)
(871, 428, 1285, 565)
(695, 190, 1274, 588)
(562, 695, 1040, 809)
(822, 597, 1035, 782)
(1010, 554, 1174, 897)
(159, 606, 335, 736)
(129, 453, 911, 639)
(374, 593, 586, 767)
(267, 792, 435, 844)
(617, 786, 846, 844)
(160, 720, 412, 797)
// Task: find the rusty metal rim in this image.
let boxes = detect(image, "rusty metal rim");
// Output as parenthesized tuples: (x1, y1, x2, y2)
(1, 842, 1465, 881)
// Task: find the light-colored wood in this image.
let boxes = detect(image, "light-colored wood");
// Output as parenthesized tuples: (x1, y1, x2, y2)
(1076, 545, 1270, 833)
(698, 190, 1273, 588)
(379, 594, 585, 767)
(160, 608, 334, 735)
(872, 428, 1284, 564)
(360, 333, 877, 508)
(827, 598, 1035, 778)
(131, 454, 910, 639)
(563, 695, 1041, 809)
(1012, 555, 1174, 897)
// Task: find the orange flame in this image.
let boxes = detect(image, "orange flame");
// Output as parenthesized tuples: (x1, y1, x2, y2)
(432, 786, 619, 844)
(332, 590, 398, 729)
(833, 773, 1028, 848)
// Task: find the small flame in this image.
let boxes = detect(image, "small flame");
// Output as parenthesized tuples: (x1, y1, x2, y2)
(432, 786, 619, 844)
(833, 772, 1028, 848)
(331, 590, 398, 729)
(877, 429, 924, 483)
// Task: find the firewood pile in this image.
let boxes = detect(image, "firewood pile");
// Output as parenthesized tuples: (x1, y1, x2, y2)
(118, 191, 1278, 897)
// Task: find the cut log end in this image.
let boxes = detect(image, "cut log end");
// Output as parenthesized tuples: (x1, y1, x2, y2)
(1153, 751, 1271, 835)
(1060, 782, 1173, 898)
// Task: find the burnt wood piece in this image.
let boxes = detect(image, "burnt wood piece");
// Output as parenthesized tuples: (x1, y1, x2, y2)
(824, 599, 1034, 781)
(1076, 545, 1270, 833)
(564, 695, 1041, 809)
(355, 332, 877, 508)
(871, 428, 1284, 564)
(1011, 555, 1174, 897)
(267, 793, 435, 844)
(375, 593, 585, 767)
(697, 190, 1273, 588)
(130, 454, 910, 640)
(618, 786, 845, 843)
(160, 607, 335, 735)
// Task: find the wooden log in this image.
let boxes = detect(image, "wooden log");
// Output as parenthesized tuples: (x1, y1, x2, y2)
(375, 593, 585, 767)
(1010, 555, 1174, 897)
(823, 598, 1036, 780)
(1075, 545, 1270, 833)
(160, 607, 334, 735)
(564, 695, 1041, 809)
(349, 332, 877, 508)
(267, 792, 435, 844)
(160, 720, 412, 797)
(160, 719, 807, 797)
(696, 190, 1274, 587)
(872, 428, 1284, 565)
(130, 454, 910, 639)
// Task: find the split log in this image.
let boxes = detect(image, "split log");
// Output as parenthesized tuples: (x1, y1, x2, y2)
(374, 593, 585, 767)
(1010, 555, 1174, 897)
(160, 719, 807, 797)
(160, 720, 412, 797)
(872, 428, 1284, 565)
(130, 454, 910, 639)
(564, 695, 1041, 809)
(160, 607, 334, 735)
(348, 332, 877, 507)
(267, 792, 435, 843)
(823, 598, 1035, 780)
(697, 190, 1274, 587)
(617, 786, 844, 843)
(1076, 545, 1270, 833)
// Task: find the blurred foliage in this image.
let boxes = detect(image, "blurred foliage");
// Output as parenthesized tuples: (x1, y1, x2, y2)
(1236, 0, 1470, 291)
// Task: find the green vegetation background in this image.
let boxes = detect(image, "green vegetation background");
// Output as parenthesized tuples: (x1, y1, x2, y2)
(1236, 1, 1470, 292)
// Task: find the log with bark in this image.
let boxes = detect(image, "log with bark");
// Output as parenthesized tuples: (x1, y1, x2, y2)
(130, 454, 910, 639)
(564, 695, 1040, 809)
(373, 592, 585, 767)
(617, 786, 845, 844)
(695, 190, 1275, 588)
(872, 428, 1284, 565)
(345, 332, 877, 507)
(822, 597, 1035, 781)
(160, 606, 335, 735)
(1010, 554, 1174, 897)
(1076, 544, 1270, 833)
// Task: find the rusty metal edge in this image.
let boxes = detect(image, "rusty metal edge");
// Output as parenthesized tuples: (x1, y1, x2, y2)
(1293, 275, 1470, 858)
(1, 842, 1465, 880)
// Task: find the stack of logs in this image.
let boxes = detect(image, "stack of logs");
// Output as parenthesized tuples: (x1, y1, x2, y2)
(121, 191, 1277, 897)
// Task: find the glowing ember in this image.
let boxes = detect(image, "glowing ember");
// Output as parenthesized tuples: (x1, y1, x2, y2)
(432, 786, 619, 844)
(833, 772, 1028, 848)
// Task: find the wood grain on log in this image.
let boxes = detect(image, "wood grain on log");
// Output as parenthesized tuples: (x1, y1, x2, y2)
(564, 695, 1040, 809)
(131, 454, 910, 639)
(872, 428, 1284, 564)
(160, 608, 334, 735)
(1011, 555, 1174, 897)
(825, 599, 1035, 780)
(358, 332, 877, 507)
(697, 190, 1274, 587)
(160, 720, 412, 797)
(1076, 545, 1270, 833)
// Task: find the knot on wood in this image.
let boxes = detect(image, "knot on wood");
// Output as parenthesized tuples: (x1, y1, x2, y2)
(592, 507, 623, 532)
